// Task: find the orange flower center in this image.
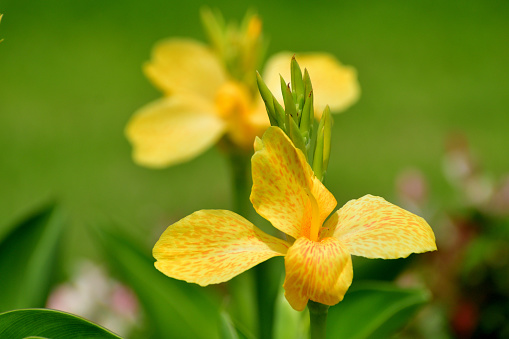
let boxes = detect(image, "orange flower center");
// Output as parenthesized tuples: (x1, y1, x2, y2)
(305, 189, 322, 242)
(215, 81, 251, 120)
(214, 81, 268, 149)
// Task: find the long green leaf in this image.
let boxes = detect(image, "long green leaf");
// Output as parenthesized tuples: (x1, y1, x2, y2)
(0, 204, 64, 312)
(220, 311, 240, 339)
(0, 308, 121, 338)
(273, 279, 308, 339)
(327, 282, 431, 339)
(95, 226, 221, 339)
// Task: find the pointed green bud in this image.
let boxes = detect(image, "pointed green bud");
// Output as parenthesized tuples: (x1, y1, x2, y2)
(289, 117, 307, 160)
(302, 68, 314, 132)
(280, 75, 299, 124)
(312, 116, 325, 182)
(200, 7, 225, 55)
(290, 56, 305, 112)
(299, 90, 313, 144)
(256, 71, 277, 126)
(272, 96, 287, 133)
(321, 106, 333, 179)
(303, 68, 313, 99)
(312, 106, 332, 182)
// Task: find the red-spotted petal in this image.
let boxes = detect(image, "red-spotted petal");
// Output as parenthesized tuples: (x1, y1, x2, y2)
(322, 195, 437, 259)
(153, 210, 289, 286)
(250, 127, 336, 239)
(283, 237, 353, 311)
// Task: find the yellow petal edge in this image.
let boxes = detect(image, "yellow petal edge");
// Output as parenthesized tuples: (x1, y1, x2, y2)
(153, 210, 289, 286)
(283, 237, 353, 311)
(323, 195, 437, 259)
(125, 96, 225, 168)
(251, 127, 336, 239)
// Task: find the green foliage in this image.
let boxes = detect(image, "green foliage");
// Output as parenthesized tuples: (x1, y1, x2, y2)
(0, 308, 121, 338)
(352, 256, 413, 282)
(94, 225, 221, 339)
(220, 311, 240, 339)
(0, 204, 64, 312)
(327, 282, 431, 339)
(273, 281, 308, 339)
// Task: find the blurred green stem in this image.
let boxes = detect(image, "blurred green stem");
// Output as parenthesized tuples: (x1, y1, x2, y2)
(229, 152, 252, 216)
(308, 301, 329, 339)
(228, 151, 274, 339)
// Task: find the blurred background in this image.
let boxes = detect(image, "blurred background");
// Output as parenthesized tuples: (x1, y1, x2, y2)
(1, 0, 508, 338)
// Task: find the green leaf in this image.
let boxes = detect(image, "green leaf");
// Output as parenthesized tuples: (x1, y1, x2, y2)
(327, 282, 431, 339)
(273, 281, 308, 339)
(352, 257, 413, 281)
(220, 311, 240, 339)
(0, 204, 64, 312)
(0, 308, 121, 338)
(94, 226, 221, 339)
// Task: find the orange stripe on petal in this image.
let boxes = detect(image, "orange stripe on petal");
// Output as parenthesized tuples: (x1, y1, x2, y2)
(153, 210, 289, 286)
(250, 127, 336, 239)
(323, 195, 437, 259)
(283, 237, 353, 311)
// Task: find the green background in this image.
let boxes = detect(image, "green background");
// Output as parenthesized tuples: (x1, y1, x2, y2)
(1, 0, 508, 262)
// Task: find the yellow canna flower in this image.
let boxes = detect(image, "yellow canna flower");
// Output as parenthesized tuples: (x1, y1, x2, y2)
(125, 20, 359, 168)
(153, 127, 436, 311)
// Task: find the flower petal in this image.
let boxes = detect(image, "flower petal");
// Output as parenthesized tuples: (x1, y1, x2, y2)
(283, 237, 353, 311)
(144, 38, 227, 101)
(250, 127, 336, 239)
(263, 52, 360, 117)
(125, 95, 225, 168)
(153, 210, 289, 286)
(322, 195, 437, 259)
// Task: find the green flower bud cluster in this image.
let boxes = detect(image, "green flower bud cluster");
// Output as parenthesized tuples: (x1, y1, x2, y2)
(256, 56, 333, 182)
(200, 8, 267, 94)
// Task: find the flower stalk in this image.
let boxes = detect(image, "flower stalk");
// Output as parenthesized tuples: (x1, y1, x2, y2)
(308, 301, 329, 339)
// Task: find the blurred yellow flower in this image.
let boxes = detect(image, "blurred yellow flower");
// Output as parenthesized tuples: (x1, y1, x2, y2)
(153, 127, 436, 311)
(125, 18, 359, 168)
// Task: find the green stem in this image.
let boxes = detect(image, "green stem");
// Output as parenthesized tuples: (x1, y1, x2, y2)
(227, 150, 274, 339)
(308, 301, 329, 339)
(228, 151, 252, 216)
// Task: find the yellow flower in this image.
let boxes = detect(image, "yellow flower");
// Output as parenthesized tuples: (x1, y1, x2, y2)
(125, 39, 359, 168)
(153, 127, 436, 311)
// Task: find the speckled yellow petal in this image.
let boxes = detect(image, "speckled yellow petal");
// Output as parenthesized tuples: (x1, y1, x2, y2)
(125, 95, 225, 168)
(153, 210, 289, 286)
(250, 127, 336, 239)
(322, 195, 437, 259)
(283, 237, 353, 311)
(144, 38, 227, 101)
(263, 52, 360, 117)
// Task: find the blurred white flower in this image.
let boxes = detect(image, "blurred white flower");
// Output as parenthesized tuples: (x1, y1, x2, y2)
(46, 261, 139, 337)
